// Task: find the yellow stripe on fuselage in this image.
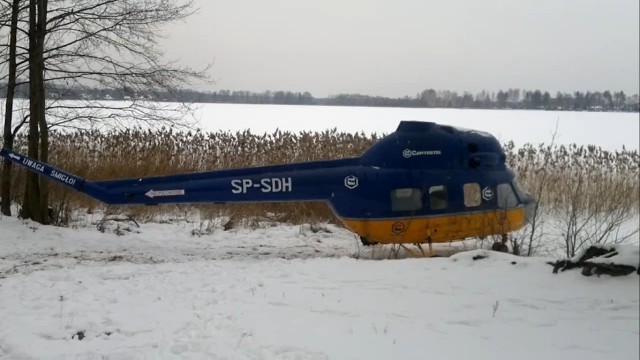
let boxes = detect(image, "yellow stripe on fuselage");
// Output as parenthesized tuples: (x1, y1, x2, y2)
(341, 207, 526, 244)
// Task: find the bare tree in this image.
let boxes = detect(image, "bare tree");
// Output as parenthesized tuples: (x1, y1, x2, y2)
(1, 0, 210, 223)
(21, 0, 48, 223)
(1, 0, 21, 216)
(40, 1, 208, 125)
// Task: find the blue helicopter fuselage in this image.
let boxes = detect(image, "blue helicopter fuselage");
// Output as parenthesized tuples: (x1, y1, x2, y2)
(1, 121, 535, 244)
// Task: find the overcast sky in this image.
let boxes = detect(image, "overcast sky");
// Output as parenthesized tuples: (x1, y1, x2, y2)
(161, 0, 640, 98)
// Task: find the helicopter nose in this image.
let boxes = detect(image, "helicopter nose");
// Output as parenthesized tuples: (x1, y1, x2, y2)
(523, 195, 536, 223)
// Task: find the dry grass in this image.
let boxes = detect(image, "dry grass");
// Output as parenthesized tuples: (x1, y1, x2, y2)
(505, 141, 639, 215)
(505, 141, 639, 256)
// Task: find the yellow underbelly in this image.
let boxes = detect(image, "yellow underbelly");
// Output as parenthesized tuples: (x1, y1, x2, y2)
(341, 207, 526, 244)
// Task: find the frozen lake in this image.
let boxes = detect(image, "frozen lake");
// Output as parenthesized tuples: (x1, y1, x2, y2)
(191, 104, 639, 151)
(5, 101, 637, 150)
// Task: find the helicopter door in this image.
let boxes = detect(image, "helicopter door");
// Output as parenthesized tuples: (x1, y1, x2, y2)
(428, 185, 448, 210)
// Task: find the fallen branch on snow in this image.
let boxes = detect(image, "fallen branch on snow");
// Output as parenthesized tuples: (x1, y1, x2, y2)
(549, 245, 639, 277)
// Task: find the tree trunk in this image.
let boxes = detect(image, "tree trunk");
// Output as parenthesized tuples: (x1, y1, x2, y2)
(36, 0, 49, 224)
(22, 0, 48, 224)
(1, 0, 20, 217)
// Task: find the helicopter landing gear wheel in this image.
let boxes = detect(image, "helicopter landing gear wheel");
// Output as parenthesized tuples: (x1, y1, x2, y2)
(491, 242, 509, 253)
(491, 234, 509, 253)
(360, 236, 379, 246)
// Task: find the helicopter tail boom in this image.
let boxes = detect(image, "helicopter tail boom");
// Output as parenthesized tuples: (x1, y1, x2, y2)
(0, 148, 353, 206)
(1, 148, 113, 203)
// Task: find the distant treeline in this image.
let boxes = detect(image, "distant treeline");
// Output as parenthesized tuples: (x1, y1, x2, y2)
(2, 81, 638, 112)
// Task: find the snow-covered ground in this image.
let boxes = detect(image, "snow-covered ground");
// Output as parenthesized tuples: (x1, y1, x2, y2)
(1, 211, 638, 360)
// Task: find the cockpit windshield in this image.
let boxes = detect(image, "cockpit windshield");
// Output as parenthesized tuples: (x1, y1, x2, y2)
(511, 181, 529, 202)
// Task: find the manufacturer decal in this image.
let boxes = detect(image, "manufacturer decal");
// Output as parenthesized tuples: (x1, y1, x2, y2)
(344, 175, 358, 189)
(391, 221, 406, 235)
(482, 187, 494, 201)
(402, 149, 442, 158)
(145, 189, 186, 198)
(231, 177, 293, 194)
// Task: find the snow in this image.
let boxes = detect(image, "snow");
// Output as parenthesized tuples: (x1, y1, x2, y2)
(1, 212, 638, 359)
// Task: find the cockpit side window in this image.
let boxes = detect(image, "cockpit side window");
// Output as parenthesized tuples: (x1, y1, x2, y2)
(429, 185, 448, 210)
(497, 183, 518, 208)
(391, 188, 423, 212)
(463, 183, 481, 207)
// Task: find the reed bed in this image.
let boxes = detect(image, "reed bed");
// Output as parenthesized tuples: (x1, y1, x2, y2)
(505, 141, 639, 215)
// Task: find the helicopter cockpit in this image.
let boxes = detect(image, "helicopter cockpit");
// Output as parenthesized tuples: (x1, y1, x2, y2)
(354, 120, 535, 224)
(359, 121, 507, 171)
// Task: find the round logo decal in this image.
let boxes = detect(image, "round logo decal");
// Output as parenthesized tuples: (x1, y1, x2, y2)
(482, 187, 494, 201)
(344, 175, 359, 189)
(391, 221, 406, 235)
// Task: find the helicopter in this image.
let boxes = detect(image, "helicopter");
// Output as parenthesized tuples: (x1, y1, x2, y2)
(1, 121, 535, 255)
